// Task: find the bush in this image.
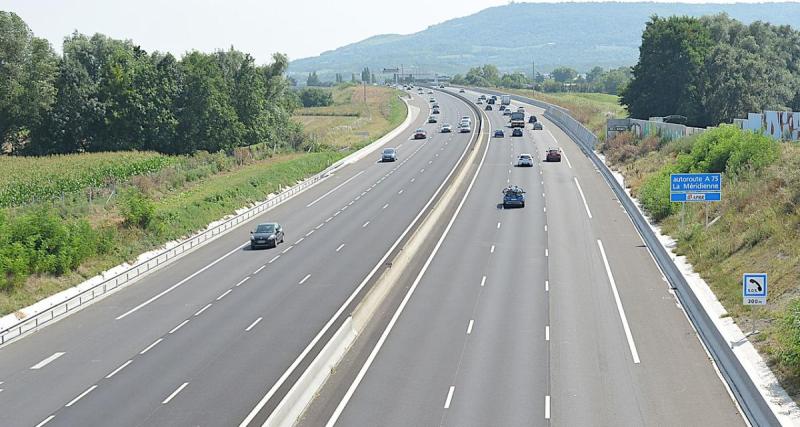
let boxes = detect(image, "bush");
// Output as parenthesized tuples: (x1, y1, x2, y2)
(119, 188, 156, 228)
(688, 125, 779, 175)
(775, 300, 800, 385)
(299, 88, 334, 108)
(638, 167, 675, 221)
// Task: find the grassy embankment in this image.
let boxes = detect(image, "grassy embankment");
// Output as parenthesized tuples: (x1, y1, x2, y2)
(0, 84, 406, 316)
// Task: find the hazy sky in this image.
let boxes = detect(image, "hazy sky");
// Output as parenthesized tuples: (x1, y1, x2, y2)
(4, 0, 791, 64)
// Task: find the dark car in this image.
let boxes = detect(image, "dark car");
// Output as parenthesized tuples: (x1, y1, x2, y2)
(512, 128, 523, 137)
(487, 98, 495, 104)
(502, 185, 526, 208)
(382, 147, 397, 162)
(499, 105, 506, 111)
(485, 104, 493, 111)
(414, 128, 427, 139)
(432, 103, 440, 109)
(528, 115, 538, 123)
(432, 108, 440, 114)
(250, 223, 284, 249)
(428, 116, 438, 123)
(533, 122, 543, 130)
(494, 129, 505, 138)
(545, 148, 562, 162)
(459, 88, 465, 93)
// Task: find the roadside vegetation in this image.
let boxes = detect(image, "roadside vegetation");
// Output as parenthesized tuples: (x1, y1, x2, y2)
(0, 12, 406, 317)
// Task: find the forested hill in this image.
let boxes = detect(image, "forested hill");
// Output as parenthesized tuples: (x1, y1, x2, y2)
(288, 2, 800, 79)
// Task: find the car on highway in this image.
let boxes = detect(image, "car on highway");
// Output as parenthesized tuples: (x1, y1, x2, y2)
(528, 115, 538, 123)
(382, 147, 397, 162)
(545, 148, 562, 162)
(414, 128, 427, 139)
(432, 108, 440, 114)
(459, 88, 465, 93)
(432, 103, 440, 109)
(494, 129, 505, 138)
(485, 104, 493, 111)
(490, 95, 497, 100)
(516, 153, 534, 167)
(478, 94, 487, 100)
(533, 122, 543, 130)
(503, 109, 512, 116)
(250, 222, 284, 249)
(517, 106, 525, 113)
(476, 99, 483, 104)
(502, 185, 525, 208)
(499, 105, 506, 111)
(460, 125, 471, 133)
(428, 90, 434, 94)
(429, 97, 435, 102)
(441, 123, 452, 133)
(428, 116, 438, 123)
(487, 98, 495, 104)
(512, 128, 523, 137)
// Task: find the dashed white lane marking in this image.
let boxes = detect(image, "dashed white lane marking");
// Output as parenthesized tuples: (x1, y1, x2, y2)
(428, 160, 432, 164)
(235, 276, 250, 287)
(245, 317, 263, 332)
(545, 395, 551, 419)
(544, 225, 547, 232)
(545, 249, 549, 257)
(545, 325, 550, 341)
(35, 416, 54, 427)
(541, 180, 544, 185)
(299, 274, 311, 285)
(326, 216, 333, 222)
(382, 203, 389, 209)
(162, 382, 189, 404)
(351, 198, 358, 204)
(398, 189, 404, 194)
(105, 360, 133, 379)
(316, 223, 324, 229)
(597, 240, 641, 364)
(543, 207, 547, 213)
(467, 320, 474, 335)
(420, 168, 425, 173)
(30, 352, 65, 370)
(507, 178, 510, 183)
(169, 319, 190, 334)
(194, 303, 212, 317)
(496, 222, 501, 229)
(574, 177, 593, 219)
(254, 265, 266, 274)
(410, 177, 415, 183)
(444, 386, 455, 409)
(545, 280, 550, 292)
(490, 245, 495, 253)
(336, 243, 345, 252)
(216, 289, 232, 301)
(269, 255, 280, 263)
(342, 205, 349, 211)
(65, 385, 97, 407)
(480, 276, 486, 287)
(306, 230, 315, 237)
(362, 221, 370, 228)
(333, 211, 341, 217)
(306, 170, 365, 207)
(140, 338, 163, 355)
(295, 238, 305, 245)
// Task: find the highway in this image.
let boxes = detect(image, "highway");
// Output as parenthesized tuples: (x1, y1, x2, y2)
(0, 89, 478, 426)
(305, 89, 745, 426)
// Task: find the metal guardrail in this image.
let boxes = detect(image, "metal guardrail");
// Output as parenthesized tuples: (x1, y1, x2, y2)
(0, 163, 342, 346)
(487, 88, 779, 426)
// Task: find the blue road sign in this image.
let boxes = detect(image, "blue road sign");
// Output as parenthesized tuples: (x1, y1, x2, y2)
(670, 173, 722, 202)
(743, 273, 767, 305)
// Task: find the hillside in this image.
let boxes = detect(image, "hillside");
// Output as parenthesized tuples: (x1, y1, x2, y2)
(289, 2, 800, 80)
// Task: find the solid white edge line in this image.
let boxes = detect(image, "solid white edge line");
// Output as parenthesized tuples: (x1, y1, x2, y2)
(545, 395, 551, 419)
(467, 320, 474, 335)
(245, 317, 263, 332)
(169, 319, 190, 334)
(573, 177, 593, 219)
(239, 90, 478, 427)
(562, 150, 573, 168)
(139, 338, 163, 355)
(115, 243, 243, 320)
(299, 274, 311, 285)
(65, 384, 97, 407)
(325, 113, 491, 426)
(30, 352, 65, 370)
(105, 360, 133, 379)
(597, 239, 641, 364)
(444, 386, 456, 409)
(162, 382, 189, 404)
(306, 170, 366, 207)
(35, 415, 54, 427)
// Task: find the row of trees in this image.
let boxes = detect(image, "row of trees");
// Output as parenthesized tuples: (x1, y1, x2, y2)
(449, 64, 631, 94)
(0, 12, 301, 155)
(305, 68, 376, 87)
(622, 14, 800, 127)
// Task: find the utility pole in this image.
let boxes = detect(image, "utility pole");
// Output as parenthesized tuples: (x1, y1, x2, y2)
(532, 59, 535, 95)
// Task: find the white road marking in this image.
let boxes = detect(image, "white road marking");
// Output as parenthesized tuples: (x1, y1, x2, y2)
(597, 240, 641, 364)
(269, 255, 280, 263)
(105, 360, 133, 379)
(545, 325, 550, 341)
(398, 189, 404, 194)
(254, 265, 266, 274)
(342, 205, 349, 211)
(490, 245, 495, 253)
(420, 168, 425, 173)
(326, 216, 333, 222)
(545, 249, 549, 257)
(562, 150, 573, 168)
(194, 303, 212, 316)
(295, 238, 305, 245)
(496, 222, 501, 229)
(543, 206, 546, 213)
(245, 317, 263, 332)
(336, 243, 345, 252)
(31, 352, 65, 370)
(545, 395, 551, 419)
(306, 170, 366, 207)
(162, 382, 189, 404)
(428, 160, 432, 164)
(216, 289, 232, 301)
(299, 274, 311, 285)
(282, 245, 293, 254)
(362, 221, 370, 228)
(116, 243, 243, 320)
(168, 319, 190, 334)
(574, 177, 593, 219)
(235, 276, 250, 287)
(542, 192, 546, 197)
(306, 230, 315, 237)
(541, 180, 544, 185)
(507, 178, 510, 183)
(545, 280, 550, 292)
(65, 385, 97, 407)
(140, 338, 163, 355)
(544, 225, 547, 232)
(410, 177, 415, 183)
(467, 320, 474, 335)
(333, 211, 340, 216)
(382, 203, 389, 209)
(444, 386, 455, 409)
(480, 276, 486, 287)
(35, 416, 55, 427)
(350, 199, 357, 204)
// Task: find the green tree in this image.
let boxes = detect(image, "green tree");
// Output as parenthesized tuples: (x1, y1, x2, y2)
(361, 67, 370, 83)
(551, 66, 578, 83)
(306, 71, 321, 86)
(586, 66, 604, 83)
(299, 87, 333, 107)
(499, 72, 529, 89)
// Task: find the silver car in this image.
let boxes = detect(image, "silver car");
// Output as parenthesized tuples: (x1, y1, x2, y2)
(382, 147, 397, 162)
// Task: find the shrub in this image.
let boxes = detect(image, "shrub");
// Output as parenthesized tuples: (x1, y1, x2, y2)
(299, 88, 334, 108)
(688, 125, 779, 175)
(119, 188, 156, 228)
(638, 167, 675, 221)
